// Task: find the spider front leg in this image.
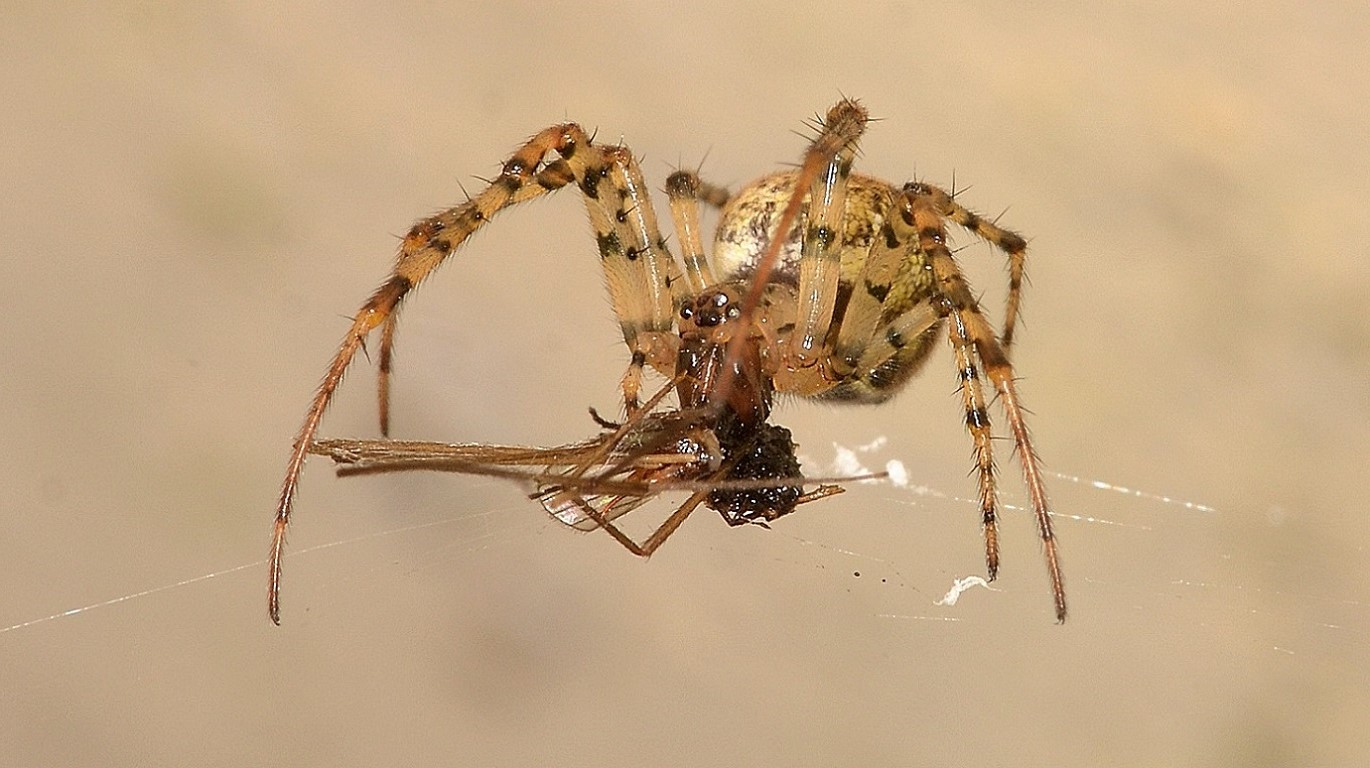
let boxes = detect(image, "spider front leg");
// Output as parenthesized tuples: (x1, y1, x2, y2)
(378, 311, 398, 435)
(665, 169, 730, 294)
(374, 161, 577, 436)
(736, 98, 870, 397)
(269, 128, 589, 623)
(788, 102, 865, 371)
(580, 145, 688, 412)
(268, 124, 682, 623)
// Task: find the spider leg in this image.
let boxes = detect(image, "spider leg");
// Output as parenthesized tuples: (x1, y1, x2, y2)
(565, 487, 713, 557)
(378, 311, 397, 435)
(269, 120, 687, 623)
(788, 102, 866, 370)
(793, 191, 999, 561)
(904, 181, 1030, 350)
(376, 160, 577, 435)
(665, 170, 724, 294)
(819, 302, 944, 402)
(584, 145, 686, 412)
(735, 99, 869, 398)
(902, 193, 1066, 622)
(946, 309, 1002, 583)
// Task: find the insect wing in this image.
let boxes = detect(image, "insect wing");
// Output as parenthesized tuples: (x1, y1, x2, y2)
(309, 429, 688, 531)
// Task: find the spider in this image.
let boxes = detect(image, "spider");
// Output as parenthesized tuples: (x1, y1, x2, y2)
(267, 98, 1066, 624)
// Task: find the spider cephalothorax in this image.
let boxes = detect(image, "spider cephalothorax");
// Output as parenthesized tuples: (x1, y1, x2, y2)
(270, 99, 1067, 624)
(675, 283, 774, 428)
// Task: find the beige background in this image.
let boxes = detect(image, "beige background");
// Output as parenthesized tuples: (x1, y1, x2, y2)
(4, 2, 1368, 765)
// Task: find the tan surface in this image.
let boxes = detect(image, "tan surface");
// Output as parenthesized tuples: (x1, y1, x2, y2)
(4, 3, 1367, 765)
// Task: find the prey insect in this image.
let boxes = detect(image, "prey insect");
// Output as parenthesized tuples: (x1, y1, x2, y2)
(268, 98, 1067, 623)
(307, 394, 854, 550)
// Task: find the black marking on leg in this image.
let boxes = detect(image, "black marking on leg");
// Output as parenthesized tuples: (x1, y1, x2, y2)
(810, 224, 836, 250)
(557, 133, 580, 159)
(596, 231, 623, 259)
(665, 171, 698, 197)
(882, 221, 899, 250)
(406, 218, 445, 243)
(366, 275, 412, 312)
(537, 164, 572, 190)
(1000, 231, 1027, 253)
(579, 166, 603, 199)
(976, 338, 1011, 370)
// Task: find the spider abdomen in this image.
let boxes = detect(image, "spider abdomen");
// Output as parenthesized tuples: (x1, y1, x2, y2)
(712, 172, 893, 287)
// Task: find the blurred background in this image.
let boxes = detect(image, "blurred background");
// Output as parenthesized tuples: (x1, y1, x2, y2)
(3, 2, 1367, 765)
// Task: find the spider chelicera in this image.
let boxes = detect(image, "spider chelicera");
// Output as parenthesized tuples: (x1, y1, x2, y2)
(268, 98, 1067, 624)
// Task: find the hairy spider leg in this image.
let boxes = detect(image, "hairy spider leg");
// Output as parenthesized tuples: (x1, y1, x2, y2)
(720, 98, 870, 401)
(788, 103, 865, 372)
(664, 170, 726, 294)
(270, 127, 578, 622)
(903, 181, 1030, 350)
(903, 192, 1066, 623)
(588, 145, 688, 411)
(270, 124, 690, 623)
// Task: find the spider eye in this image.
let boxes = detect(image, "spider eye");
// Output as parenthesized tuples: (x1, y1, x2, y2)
(680, 305, 694, 320)
(712, 293, 729, 308)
